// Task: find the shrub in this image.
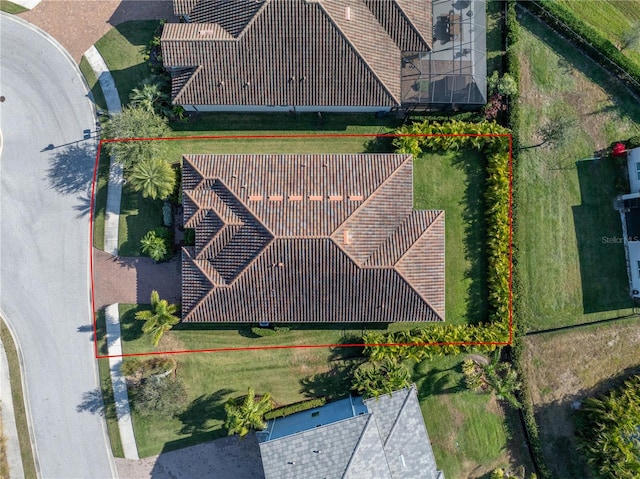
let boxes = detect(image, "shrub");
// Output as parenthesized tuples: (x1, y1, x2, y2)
(132, 376, 187, 418)
(627, 135, 640, 149)
(251, 327, 276, 337)
(140, 227, 172, 262)
(264, 397, 327, 420)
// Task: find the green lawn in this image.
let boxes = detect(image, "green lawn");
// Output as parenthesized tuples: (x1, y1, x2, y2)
(556, 0, 640, 68)
(0, 0, 27, 13)
(110, 306, 526, 473)
(95, 311, 125, 457)
(94, 20, 159, 105)
(118, 186, 164, 257)
(414, 150, 488, 326)
(92, 149, 110, 250)
(79, 55, 108, 113)
(515, 11, 640, 332)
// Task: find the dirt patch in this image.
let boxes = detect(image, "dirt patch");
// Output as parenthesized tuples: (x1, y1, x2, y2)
(523, 319, 640, 478)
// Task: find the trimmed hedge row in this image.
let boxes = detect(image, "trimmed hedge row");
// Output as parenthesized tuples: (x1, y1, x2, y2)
(363, 321, 508, 361)
(264, 397, 327, 420)
(524, 0, 640, 95)
(393, 120, 511, 328)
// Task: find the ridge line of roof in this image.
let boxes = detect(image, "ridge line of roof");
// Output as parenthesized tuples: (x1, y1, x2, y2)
(381, 385, 414, 448)
(393, 0, 433, 50)
(235, 0, 271, 40)
(316, 1, 401, 105)
(341, 414, 392, 478)
(393, 210, 444, 266)
(390, 268, 443, 321)
(173, 64, 204, 106)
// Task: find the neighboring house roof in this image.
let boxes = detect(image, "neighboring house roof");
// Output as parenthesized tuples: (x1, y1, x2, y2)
(257, 385, 445, 479)
(181, 153, 445, 323)
(161, 0, 432, 108)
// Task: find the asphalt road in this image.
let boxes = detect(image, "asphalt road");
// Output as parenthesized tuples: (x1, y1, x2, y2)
(0, 13, 115, 478)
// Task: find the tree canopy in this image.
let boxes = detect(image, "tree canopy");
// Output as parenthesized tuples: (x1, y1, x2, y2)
(224, 387, 273, 437)
(135, 290, 180, 346)
(103, 106, 170, 169)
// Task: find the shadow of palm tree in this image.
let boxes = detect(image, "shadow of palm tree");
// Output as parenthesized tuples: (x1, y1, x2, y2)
(299, 360, 361, 400)
(73, 190, 93, 218)
(45, 140, 97, 195)
(178, 389, 235, 436)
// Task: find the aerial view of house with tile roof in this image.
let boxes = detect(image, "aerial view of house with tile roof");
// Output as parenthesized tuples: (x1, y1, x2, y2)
(161, 0, 487, 113)
(181, 153, 445, 323)
(256, 385, 445, 479)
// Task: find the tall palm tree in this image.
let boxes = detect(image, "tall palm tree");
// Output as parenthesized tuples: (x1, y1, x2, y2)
(224, 387, 273, 437)
(135, 290, 180, 346)
(128, 157, 176, 200)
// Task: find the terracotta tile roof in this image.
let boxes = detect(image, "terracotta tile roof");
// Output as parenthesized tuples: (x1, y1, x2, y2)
(181, 154, 445, 323)
(162, 0, 433, 108)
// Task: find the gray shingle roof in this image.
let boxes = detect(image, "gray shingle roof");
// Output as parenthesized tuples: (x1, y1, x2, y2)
(162, 0, 433, 108)
(181, 154, 445, 323)
(259, 385, 444, 479)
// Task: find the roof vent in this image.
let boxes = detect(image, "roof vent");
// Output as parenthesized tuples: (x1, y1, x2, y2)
(345, 6, 351, 20)
(199, 29, 214, 36)
(217, 80, 225, 87)
(243, 81, 250, 87)
(343, 230, 353, 245)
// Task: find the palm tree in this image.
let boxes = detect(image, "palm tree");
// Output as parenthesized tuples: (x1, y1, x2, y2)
(128, 157, 176, 200)
(224, 387, 274, 437)
(353, 358, 411, 399)
(140, 229, 170, 262)
(129, 81, 172, 118)
(135, 290, 180, 346)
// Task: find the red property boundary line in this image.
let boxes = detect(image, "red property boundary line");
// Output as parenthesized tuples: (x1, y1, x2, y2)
(90, 132, 513, 359)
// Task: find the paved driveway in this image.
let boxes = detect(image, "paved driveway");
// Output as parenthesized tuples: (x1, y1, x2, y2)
(0, 13, 115, 478)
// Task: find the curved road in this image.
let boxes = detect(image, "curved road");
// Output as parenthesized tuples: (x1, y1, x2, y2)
(0, 13, 115, 478)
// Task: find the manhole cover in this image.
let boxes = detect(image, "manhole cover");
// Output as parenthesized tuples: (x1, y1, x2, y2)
(0, 96, 5, 103)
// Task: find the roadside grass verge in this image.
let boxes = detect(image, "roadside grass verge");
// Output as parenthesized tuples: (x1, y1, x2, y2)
(555, 0, 640, 68)
(0, 0, 27, 13)
(523, 317, 640, 478)
(94, 311, 124, 458)
(0, 320, 36, 479)
(79, 56, 108, 113)
(92, 149, 110, 250)
(515, 10, 640, 332)
(94, 20, 159, 105)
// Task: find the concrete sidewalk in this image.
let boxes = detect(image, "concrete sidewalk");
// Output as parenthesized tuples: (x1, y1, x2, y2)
(0, 339, 25, 479)
(105, 304, 139, 460)
(84, 46, 123, 256)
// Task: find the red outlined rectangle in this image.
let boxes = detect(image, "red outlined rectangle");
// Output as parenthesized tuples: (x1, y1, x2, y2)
(91, 132, 513, 359)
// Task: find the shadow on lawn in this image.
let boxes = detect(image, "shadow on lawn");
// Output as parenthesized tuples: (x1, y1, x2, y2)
(299, 361, 361, 401)
(573, 159, 634, 313)
(451, 151, 489, 325)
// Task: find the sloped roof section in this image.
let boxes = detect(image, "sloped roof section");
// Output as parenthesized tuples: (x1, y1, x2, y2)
(258, 385, 444, 479)
(162, 0, 433, 108)
(182, 154, 444, 323)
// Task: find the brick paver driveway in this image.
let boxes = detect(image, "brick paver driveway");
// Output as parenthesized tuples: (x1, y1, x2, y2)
(19, 0, 177, 62)
(93, 248, 181, 310)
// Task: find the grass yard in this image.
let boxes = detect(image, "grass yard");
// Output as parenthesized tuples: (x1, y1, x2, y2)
(523, 317, 640, 478)
(0, 320, 36, 479)
(118, 186, 164, 257)
(79, 55, 108, 113)
(103, 307, 530, 475)
(556, 0, 640, 68)
(92, 150, 110, 250)
(414, 150, 488, 326)
(0, 0, 27, 13)
(94, 311, 125, 457)
(515, 10, 640, 332)
(94, 20, 159, 105)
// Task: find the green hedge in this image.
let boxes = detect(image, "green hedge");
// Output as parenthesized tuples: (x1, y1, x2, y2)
(264, 397, 327, 420)
(524, 0, 640, 95)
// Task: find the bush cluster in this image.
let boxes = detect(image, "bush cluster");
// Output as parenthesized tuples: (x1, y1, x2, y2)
(525, 1, 640, 95)
(264, 397, 327, 420)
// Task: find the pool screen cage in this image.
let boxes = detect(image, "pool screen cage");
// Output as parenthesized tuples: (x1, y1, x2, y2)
(401, 0, 487, 107)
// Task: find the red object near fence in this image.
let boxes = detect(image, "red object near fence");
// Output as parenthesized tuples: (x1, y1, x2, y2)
(613, 142, 627, 157)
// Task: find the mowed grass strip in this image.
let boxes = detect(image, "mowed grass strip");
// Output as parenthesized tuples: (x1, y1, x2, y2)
(523, 317, 640, 478)
(515, 11, 640, 331)
(79, 56, 108, 113)
(94, 20, 158, 105)
(555, 0, 640, 67)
